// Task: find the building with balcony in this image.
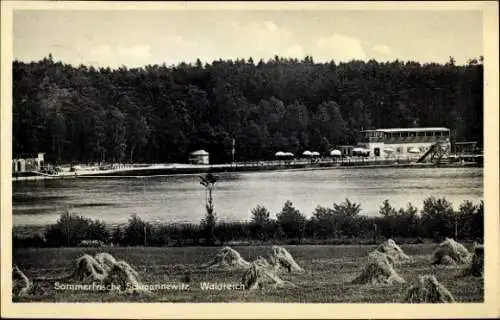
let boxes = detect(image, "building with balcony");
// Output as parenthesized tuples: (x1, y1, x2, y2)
(357, 127, 451, 158)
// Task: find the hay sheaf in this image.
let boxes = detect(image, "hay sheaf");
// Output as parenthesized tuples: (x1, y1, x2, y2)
(13, 266, 47, 298)
(71, 254, 108, 282)
(12, 265, 31, 297)
(268, 246, 304, 273)
(95, 252, 117, 272)
(96, 252, 141, 278)
(28, 252, 144, 294)
(404, 275, 456, 303)
(431, 238, 471, 266)
(352, 252, 405, 285)
(458, 244, 484, 277)
(103, 260, 146, 293)
(33, 253, 110, 281)
(201, 247, 250, 270)
(368, 250, 396, 266)
(242, 261, 295, 291)
(376, 239, 411, 262)
(253, 256, 272, 268)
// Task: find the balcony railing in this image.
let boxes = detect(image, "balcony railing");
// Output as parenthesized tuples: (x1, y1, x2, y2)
(382, 136, 449, 144)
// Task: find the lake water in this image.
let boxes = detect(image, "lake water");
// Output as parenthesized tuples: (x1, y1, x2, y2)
(12, 167, 483, 227)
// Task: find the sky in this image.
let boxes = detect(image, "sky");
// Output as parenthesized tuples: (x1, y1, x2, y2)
(13, 8, 484, 68)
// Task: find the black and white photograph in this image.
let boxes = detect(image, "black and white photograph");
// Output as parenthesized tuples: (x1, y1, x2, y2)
(1, 1, 499, 318)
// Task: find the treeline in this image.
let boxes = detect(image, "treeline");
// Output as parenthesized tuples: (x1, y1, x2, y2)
(13, 197, 483, 248)
(13, 55, 483, 164)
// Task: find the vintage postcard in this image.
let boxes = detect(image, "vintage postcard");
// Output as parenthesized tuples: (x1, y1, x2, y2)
(1, 1, 499, 318)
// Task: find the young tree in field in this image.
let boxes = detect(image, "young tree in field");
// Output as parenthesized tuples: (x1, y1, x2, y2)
(199, 173, 219, 245)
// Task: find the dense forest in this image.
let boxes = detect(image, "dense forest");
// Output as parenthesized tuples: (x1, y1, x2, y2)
(13, 55, 483, 164)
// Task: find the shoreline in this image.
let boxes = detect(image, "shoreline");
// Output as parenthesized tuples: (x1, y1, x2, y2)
(11, 158, 482, 181)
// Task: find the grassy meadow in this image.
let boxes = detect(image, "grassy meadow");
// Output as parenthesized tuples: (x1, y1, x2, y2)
(12, 243, 483, 303)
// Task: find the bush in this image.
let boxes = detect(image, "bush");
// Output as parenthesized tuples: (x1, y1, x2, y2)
(215, 222, 235, 245)
(179, 223, 201, 246)
(420, 197, 455, 241)
(396, 203, 420, 238)
(276, 200, 307, 244)
(13, 198, 482, 248)
(122, 214, 152, 246)
(148, 225, 171, 246)
(332, 199, 362, 238)
(379, 199, 397, 217)
(308, 206, 336, 239)
(214, 222, 251, 245)
(87, 220, 110, 242)
(13, 234, 46, 248)
(376, 201, 420, 239)
(457, 200, 483, 241)
(472, 201, 484, 241)
(249, 205, 272, 242)
(111, 226, 124, 246)
(354, 215, 376, 238)
(333, 198, 361, 217)
(44, 211, 110, 247)
(377, 200, 398, 237)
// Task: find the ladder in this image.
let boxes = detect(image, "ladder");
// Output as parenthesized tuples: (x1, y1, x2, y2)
(416, 140, 450, 164)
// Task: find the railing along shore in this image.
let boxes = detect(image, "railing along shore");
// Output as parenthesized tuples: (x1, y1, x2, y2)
(12, 154, 483, 181)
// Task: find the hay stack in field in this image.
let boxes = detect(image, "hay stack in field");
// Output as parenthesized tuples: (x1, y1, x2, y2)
(368, 250, 396, 266)
(95, 252, 117, 272)
(28, 253, 144, 294)
(71, 254, 108, 282)
(13, 265, 46, 297)
(404, 275, 456, 303)
(253, 256, 272, 268)
(115, 260, 140, 278)
(12, 265, 31, 297)
(242, 261, 295, 290)
(201, 247, 250, 270)
(268, 246, 304, 273)
(458, 244, 484, 277)
(103, 260, 145, 293)
(352, 251, 405, 285)
(33, 253, 111, 282)
(376, 239, 410, 262)
(431, 238, 471, 266)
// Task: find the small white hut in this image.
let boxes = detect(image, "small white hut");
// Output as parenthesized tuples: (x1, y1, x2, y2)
(189, 150, 210, 164)
(12, 153, 45, 173)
